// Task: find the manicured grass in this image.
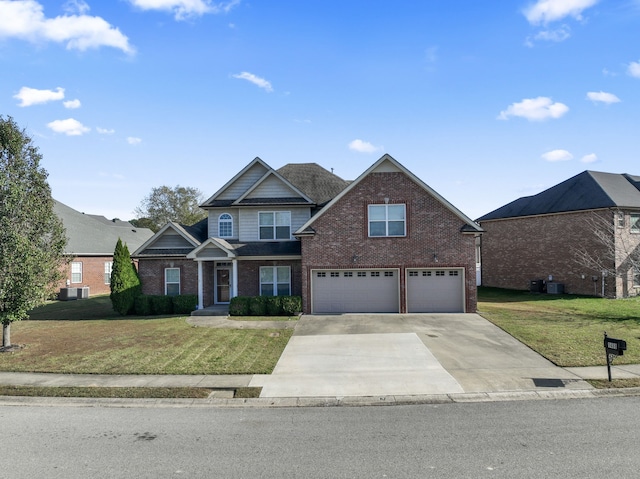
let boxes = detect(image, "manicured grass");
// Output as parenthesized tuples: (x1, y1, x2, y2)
(478, 287, 640, 367)
(0, 296, 292, 375)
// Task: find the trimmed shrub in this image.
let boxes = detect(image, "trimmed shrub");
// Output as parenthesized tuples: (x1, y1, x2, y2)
(229, 296, 251, 316)
(172, 294, 198, 314)
(266, 296, 283, 316)
(249, 295, 269, 316)
(134, 295, 153, 316)
(280, 296, 302, 316)
(151, 295, 173, 315)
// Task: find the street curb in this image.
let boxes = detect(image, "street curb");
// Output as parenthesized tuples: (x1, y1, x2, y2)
(2, 387, 640, 409)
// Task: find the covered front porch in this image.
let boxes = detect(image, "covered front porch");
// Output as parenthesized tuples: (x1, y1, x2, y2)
(187, 238, 238, 310)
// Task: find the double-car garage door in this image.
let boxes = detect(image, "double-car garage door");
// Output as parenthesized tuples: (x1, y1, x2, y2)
(311, 268, 464, 314)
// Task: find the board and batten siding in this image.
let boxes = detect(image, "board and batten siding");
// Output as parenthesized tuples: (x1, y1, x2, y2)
(239, 207, 311, 242)
(207, 208, 239, 239)
(216, 163, 269, 200)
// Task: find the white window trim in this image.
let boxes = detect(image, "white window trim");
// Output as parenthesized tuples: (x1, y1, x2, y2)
(165, 267, 180, 296)
(104, 261, 113, 285)
(259, 266, 291, 296)
(71, 262, 83, 283)
(368, 204, 406, 237)
(631, 214, 640, 234)
(258, 211, 292, 241)
(218, 213, 233, 238)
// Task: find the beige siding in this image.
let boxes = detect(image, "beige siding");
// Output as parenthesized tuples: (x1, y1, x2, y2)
(239, 207, 311, 241)
(149, 232, 193, 249)
(245, 175, 299, 199)
(207, 208, 239, 239)
(217, 163, 268, 200)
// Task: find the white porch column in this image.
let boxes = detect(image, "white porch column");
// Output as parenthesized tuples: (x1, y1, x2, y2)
(197, 260, 204, 309)
(232, 259, 238, 299)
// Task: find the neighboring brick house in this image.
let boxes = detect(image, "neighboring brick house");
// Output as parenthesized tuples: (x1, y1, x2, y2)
(476, 171, 640, 298)
(133, 155, 483, 313)
(54, 200, 154, 296)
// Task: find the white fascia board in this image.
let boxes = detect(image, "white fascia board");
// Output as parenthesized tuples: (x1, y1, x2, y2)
(131, 221, 200, 256)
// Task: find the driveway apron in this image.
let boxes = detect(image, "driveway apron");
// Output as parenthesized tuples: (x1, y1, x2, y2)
(252, 313, 591, 398)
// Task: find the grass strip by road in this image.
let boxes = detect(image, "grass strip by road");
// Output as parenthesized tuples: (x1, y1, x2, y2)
(478, 287, 640, 367)
(0, 386, 263, 399)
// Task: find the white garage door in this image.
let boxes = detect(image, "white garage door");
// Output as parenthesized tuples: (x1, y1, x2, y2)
(406, 269, 464, 313)
(312, 270, 399, 314)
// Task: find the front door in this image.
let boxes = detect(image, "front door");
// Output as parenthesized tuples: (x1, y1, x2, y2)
(215, 268, 231, 303)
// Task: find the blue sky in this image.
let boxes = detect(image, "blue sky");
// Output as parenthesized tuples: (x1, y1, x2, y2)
(1, 0, 639, 221)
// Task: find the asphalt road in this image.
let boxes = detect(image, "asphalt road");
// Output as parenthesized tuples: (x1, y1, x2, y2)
(1, 397, 639, 478)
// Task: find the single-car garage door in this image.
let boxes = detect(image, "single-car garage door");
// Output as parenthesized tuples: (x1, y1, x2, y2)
(312, 270, 400, 313)
(407, 269, 464, 313)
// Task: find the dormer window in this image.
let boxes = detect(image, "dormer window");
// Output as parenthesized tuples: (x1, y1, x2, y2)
(218, 213, 233, 238)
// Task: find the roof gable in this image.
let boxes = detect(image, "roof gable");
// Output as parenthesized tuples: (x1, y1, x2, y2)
(200, 157, 270, 206)
(234, 170, 314, 205)
(477, 170, 640, 221)
(131, 221, 200, 256)
(295, 154, 482, 235)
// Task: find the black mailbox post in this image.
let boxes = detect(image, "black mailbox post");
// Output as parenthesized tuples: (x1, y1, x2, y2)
(604, 332, 627, 381)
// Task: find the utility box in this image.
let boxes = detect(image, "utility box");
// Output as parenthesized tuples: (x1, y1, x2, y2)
(529, 279, 544, 293)
(59, 287, 77, 301)
(547, 282, 564, 294)
(77, 287, 90, 299)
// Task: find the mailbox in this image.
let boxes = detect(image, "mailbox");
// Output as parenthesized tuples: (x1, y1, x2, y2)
(604, 336, 627, 356)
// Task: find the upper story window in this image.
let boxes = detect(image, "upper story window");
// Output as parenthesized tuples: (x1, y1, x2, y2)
(259, 211, 291, 240)
(218, 213, 233, 238)
(631, 214, 640, 234)
(617, 211, 625, 228)
(368, 204, 406, 237)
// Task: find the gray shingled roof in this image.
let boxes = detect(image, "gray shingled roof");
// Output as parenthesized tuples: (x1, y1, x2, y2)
(54, 200, 155, 255)
(277, 163, 350, 206)
(477, 171, 640, 221)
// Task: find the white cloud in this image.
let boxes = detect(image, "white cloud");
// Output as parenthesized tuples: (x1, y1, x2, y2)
(63, 98, 81, 109)
(232, 72, 273, 92)
(96, 127, 115, 134)
(47, 118, 90, 136)
(586, 91, 620, 104)
(63, 0, 90, 15)
(531, 25, 571, 42)
(13, 86, 64, 106)
(581, 153, 598, 163)
(498, 96, 569, 121)
(524, 0, 599, 25)
(541, 149, 573, 162)
(628, 61, 640, 78)
(127, 136, 142, 145)
(129, 0, 240, 21)
(348, 139, 383, 154)
(0, 0, 134, 54)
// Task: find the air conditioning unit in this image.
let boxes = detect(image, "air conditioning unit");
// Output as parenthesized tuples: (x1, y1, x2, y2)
(547, 283, 564, 294)
(59, 287, 77, 301)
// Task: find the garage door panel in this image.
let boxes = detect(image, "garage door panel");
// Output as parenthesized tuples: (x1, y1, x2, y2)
(312, 270, 399, 313)
(407, 269, 464, 313)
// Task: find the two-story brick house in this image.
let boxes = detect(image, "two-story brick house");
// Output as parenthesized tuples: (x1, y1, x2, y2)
(477, 170, 640, 298)
(133, 154, 483, 313)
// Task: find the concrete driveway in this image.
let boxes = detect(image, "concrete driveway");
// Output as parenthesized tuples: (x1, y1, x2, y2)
(252, 314, 592, 398)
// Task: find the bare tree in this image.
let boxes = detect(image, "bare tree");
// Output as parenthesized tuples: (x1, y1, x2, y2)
(572, 209, 640, 297)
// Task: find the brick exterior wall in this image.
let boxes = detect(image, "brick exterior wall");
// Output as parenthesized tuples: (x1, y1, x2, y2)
(478, 209, 639, 298)
(56, 256, 115, 296)
(137, 257, 302, 306)
(300, 172, 478, 313)
(137, 258, 199, 297)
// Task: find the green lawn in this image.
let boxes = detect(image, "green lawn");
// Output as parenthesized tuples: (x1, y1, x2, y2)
(0, 296, 292, 375)
(478, 287, 640, 367)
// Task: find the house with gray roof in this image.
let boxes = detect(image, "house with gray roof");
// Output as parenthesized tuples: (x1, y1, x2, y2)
(133, 155, 483, 313)
(476, 171, 640, 298)
(54, 200, 154, 296)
